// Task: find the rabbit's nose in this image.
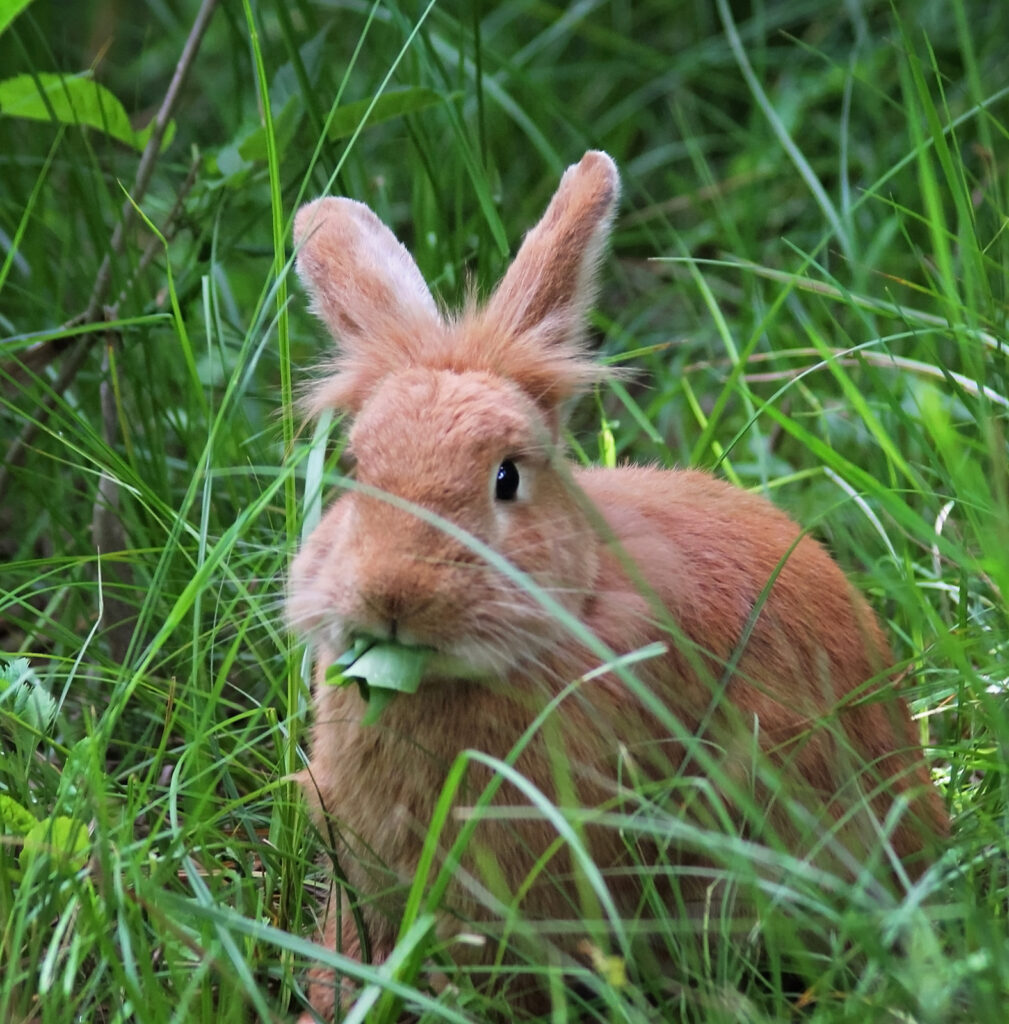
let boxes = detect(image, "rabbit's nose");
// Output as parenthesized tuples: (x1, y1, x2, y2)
(359, 588, 434, 643)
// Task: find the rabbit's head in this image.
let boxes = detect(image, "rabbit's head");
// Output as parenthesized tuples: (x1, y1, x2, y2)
(288, 152, 620, 678)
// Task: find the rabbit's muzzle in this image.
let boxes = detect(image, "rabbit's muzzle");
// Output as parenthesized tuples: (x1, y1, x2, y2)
(340, 499, 487, 650)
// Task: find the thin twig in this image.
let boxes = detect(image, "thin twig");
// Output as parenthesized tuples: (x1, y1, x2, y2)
(111, 152, 203, 313)
(91, 333, 134, 663)
(83, 0, 219, 327)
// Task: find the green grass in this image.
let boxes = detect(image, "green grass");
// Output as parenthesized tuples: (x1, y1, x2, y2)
(1, 0, 1007, 1020)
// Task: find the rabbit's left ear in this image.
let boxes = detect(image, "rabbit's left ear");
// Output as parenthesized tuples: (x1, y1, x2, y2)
(294, 197, 440, 343)
(479, 151, 619, 405)
(293, 198, 444, 413)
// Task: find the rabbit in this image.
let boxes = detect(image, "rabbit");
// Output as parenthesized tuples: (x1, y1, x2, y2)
(287, 151, 949, 1019)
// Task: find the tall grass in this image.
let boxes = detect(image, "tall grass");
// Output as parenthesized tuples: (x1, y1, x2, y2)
(1, 0, 1007, 1021)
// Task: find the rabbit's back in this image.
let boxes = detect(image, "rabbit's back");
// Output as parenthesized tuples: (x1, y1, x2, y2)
(578, 464, 892, 693)
(577, 464, 948, 866)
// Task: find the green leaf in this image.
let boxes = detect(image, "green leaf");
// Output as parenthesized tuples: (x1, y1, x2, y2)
(0, 0, 36, 39)
(10, 678, 57, 736)
(325, 642, 433, 724)
(0, 793, 39, 836)
(1, 656, 56, 744)
(20, 815, 89, 876)
(0, 72, 175, 153)
(0, 655, 36, 688)
(341, 643, 431, 694)
(237, 94, 301, 162)
(55, 735, 102, 813)
(324, 636, 373, 679)
(359, 685, 399, 727)
(325, 87, 447, 141)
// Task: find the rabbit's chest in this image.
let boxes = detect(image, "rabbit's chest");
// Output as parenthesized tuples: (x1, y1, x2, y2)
(308, 679, 592, 880)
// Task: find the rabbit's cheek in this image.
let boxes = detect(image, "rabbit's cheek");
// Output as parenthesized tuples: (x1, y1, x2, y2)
(288, 567, 356, 652)
(288, 553, 335, 642)
(287, 501, 363, 640)
(498, 506, 599, 617)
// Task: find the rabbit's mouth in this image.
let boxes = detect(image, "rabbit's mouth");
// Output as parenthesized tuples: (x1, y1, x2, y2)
(324, 637, 495, 724)
(338, 632, 496, 685)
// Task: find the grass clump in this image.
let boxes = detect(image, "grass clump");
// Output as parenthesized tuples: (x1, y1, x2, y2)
(1, 0, 1008, 1021)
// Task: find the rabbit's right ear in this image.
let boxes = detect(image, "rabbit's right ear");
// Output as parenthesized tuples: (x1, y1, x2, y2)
(293, 198, 443, 413)
(474, 151, 620, 415)
(486, 152, 619, 341)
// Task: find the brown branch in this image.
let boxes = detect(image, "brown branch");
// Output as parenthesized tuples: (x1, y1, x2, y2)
(0, 0, 219, 497)
(82, 0, 219, 327)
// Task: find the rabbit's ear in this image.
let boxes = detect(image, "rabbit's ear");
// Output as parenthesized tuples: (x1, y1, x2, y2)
(294, 198, 440, 338)
(480, 151, 619, 403)
(293, 198, 443, 412)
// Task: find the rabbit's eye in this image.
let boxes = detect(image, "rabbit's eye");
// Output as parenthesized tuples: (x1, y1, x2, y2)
(495, 459, 520, 501)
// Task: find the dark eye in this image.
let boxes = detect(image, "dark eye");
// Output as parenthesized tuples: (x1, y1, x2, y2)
(495, 459, 520, 501)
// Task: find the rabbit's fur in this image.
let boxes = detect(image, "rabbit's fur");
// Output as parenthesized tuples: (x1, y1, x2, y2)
(288, 152, 948, 1017)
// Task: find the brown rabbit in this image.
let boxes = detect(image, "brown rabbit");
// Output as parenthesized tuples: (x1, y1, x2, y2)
(288, 151, 948, 1019)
